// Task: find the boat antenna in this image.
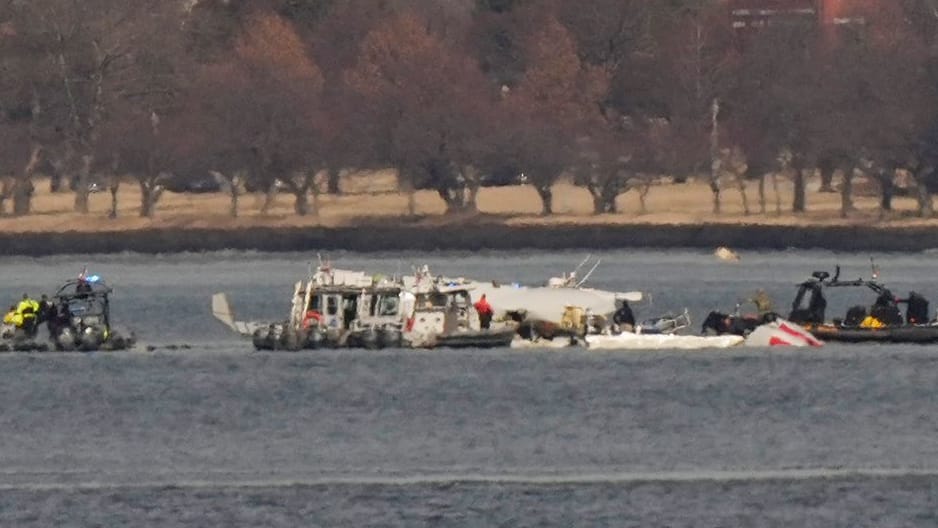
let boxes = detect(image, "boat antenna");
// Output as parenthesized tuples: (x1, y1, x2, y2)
(575, 258, 602, 288)
(571, 254, 592, 277)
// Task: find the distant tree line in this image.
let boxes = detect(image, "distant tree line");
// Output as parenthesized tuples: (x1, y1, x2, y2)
(0, 0, 937, 219)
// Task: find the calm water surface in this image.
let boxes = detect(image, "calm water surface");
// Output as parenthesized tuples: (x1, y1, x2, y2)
(1, 249, 937, 526)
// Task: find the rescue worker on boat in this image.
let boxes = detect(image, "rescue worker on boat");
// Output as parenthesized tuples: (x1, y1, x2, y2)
(16, 294, 40, 337)
(76, 278, 93, 296)
(612, 299, 636, 333)
(37, 295, 53, 327)
(748, 289, 775, 318)
(870, 289, 903, 326)
(474, 294, 493, 330)
(3, 304, 21, 328)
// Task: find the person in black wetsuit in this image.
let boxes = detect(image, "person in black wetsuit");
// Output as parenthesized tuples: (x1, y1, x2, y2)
(613, 299, 636, 332)
(871, 289, 903, 326)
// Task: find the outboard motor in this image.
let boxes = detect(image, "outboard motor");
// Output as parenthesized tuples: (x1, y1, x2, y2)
(56, 327, 77, 351)
(79, 326, 105, 351)
(252, 325, 275, 350)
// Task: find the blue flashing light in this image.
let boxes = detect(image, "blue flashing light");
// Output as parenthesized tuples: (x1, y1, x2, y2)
(86, 275, 101, 283)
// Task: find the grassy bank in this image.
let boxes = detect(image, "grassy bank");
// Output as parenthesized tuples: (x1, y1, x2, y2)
(0, 173, 931, 235)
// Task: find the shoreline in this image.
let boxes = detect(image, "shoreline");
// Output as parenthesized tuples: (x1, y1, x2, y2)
(3, 222, 938, 256)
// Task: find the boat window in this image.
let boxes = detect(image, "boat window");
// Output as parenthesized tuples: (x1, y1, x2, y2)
(369, 294, 378, 316)
(430, 293, 448, 307)
(455, 291, 470, 306)
(308, 294, 321, 311)
(326, 296, 338, 316)
(378, 296, 399, 316)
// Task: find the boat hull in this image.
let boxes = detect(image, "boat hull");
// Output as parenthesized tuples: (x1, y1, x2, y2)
(429, 329, 517, 349)
(807, 324, 938, 343)
(584, 333, 744, 350)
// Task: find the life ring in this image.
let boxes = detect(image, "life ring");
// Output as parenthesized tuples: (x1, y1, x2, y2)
(302, 310, 322, 328)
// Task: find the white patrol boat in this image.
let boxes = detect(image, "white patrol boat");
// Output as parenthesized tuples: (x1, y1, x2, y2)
(214, 264, 407, 350)
(400, 267, 516, 349)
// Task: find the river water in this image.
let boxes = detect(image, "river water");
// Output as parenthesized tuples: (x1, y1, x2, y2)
(1, 249, 937, 526)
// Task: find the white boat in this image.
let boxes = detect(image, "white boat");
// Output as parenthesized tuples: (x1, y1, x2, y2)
(213, 263, 515, 350)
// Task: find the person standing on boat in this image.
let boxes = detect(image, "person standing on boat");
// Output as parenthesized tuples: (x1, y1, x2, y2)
(16, 294, 40, 337)
(37, 295, 53, 327)
(748, 289, 774, 317)
(474, 294, 493, 330)
(613, 299, 636, 333)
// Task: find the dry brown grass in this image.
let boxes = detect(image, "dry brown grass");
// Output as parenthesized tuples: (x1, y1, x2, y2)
(0, 171, 928, 233)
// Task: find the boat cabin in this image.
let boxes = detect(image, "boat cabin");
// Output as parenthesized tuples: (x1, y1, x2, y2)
(788, 268, 931, 328)
(411, 285, 478, 335)
(54, 277, 113, 333)
(288, 267, 405, 335)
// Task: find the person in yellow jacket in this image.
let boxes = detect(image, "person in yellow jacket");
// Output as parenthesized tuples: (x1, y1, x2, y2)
(859, 315, 886, 329)
(16, 294, 40, 336)
(3, 304, 22, 327)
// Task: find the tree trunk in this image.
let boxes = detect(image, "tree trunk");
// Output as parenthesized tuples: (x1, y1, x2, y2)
(327, 167, 341, 195)
(12, 179, 33, 216)
(771, 173, 782, 215)
(758, 174, 766, 214)
(73, 154, 94, 214)
(407, 190, 416, 217)
(216, 170, 242, 218)
(109, 186, 119, 219)
(312, 187, 321, 217)
(230, 187, 239, 218)
(74, 186, 90, 214)
(139, 178, 162, 218)
(0, 177, 10, 216)
(591, 192, 605, 215)
(535, 184, 553, 215)
(438, 187, 465, 215)
(709, 98, 721, 215)
(792, 169, 806, 213)
(464, 183, 479, 212)
(818, 160, 835, 192)
(840, 168, 855, 218)
(261, 182, 277, 215)
(293, 190, 309, 216)
(13, 144, 41, 217)
(637, 183, 652, 214)
(589, 188, 617, 215)
(878, 169, 894, 213)
(50, 171, 65, 193)
(915, 167, 934, 218)
(710, 171, 721, 215)
(736, 178, 750, 215)
(459, 165, 480, 213)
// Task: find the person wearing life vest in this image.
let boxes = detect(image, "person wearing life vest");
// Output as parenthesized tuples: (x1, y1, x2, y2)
(3, 304, 21, 327)
(16, 294, 40, 337)
(474, 294, 494, 330)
